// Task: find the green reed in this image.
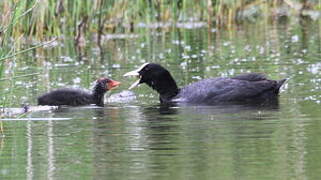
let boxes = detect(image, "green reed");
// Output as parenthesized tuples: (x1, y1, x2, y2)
(0, 0, 57, 110)
(1, 0, 319, 42)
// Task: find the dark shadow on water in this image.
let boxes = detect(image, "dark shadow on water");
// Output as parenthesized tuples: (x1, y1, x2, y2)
(142, 105, 179, 116)
(142, 98, 280, 116)
(180, 102, 279, 115)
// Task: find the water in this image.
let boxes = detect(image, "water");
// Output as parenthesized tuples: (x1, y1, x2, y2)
(1, 21, 321, 179)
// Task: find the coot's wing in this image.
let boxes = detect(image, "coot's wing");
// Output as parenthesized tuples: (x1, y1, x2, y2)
(232, 73, 267, 81)
(178, 78, 231, 103)
(232, 73, 286, 93)
(178, 77, 279, 104)
(215, 79, 278, 102)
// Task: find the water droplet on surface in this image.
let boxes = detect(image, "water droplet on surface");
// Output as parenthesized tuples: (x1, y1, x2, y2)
(73, 77, 81, 84)
(291, 35, 299, 42)
(112, 64, 121, 68)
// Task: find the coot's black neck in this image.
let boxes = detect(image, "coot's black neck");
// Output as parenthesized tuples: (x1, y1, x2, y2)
(146, 71, 179, 103)
(92, 86, 106, 107)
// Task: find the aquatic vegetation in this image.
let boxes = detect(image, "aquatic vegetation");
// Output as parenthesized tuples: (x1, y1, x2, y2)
(0, 0, 320, 43)
(0, 1, 57, 111)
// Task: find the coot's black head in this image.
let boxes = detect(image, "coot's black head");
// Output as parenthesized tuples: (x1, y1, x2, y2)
(123, 63, 179, 101)
(94, 77, 121, 93)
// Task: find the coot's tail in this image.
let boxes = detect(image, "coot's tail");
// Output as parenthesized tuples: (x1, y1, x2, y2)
(276, 78, 287, 93)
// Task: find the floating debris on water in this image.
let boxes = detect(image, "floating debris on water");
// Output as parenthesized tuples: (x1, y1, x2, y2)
(1, 106, 59, 118)
(106, 90, 137, 103)
(1, 118, 71, 121)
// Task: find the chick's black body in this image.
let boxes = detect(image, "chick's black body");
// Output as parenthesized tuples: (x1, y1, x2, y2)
(125, 63, 287, 105)
(38, 78, 116, 107)
(38, 88, 104, 106)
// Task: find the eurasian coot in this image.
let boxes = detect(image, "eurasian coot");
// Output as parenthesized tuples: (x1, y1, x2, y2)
(38, 78, 121, 107)
(124, 63, 287, 105)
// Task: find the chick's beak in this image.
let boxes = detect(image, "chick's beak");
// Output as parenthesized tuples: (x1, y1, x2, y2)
(108, 79, 121, 90)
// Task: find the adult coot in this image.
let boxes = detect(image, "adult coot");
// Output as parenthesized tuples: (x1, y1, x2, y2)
(38, 78, 121, 107)
(124, 63, 287, 105)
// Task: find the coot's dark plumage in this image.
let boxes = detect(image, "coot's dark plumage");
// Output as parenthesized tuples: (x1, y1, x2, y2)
(124, 63, 287, 105)
(38, 78, 120, 107)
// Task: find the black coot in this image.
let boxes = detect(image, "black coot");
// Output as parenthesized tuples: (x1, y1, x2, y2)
(124, 63, 287, 105)
(38, 78, 121, 107)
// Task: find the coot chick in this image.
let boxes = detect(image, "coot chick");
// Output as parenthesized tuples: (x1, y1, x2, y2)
(124, 63, 287, 105)
(38, 78, 121, 107)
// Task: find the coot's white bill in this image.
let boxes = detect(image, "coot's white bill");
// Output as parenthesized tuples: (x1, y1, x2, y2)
(124, 63, 150, 89)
